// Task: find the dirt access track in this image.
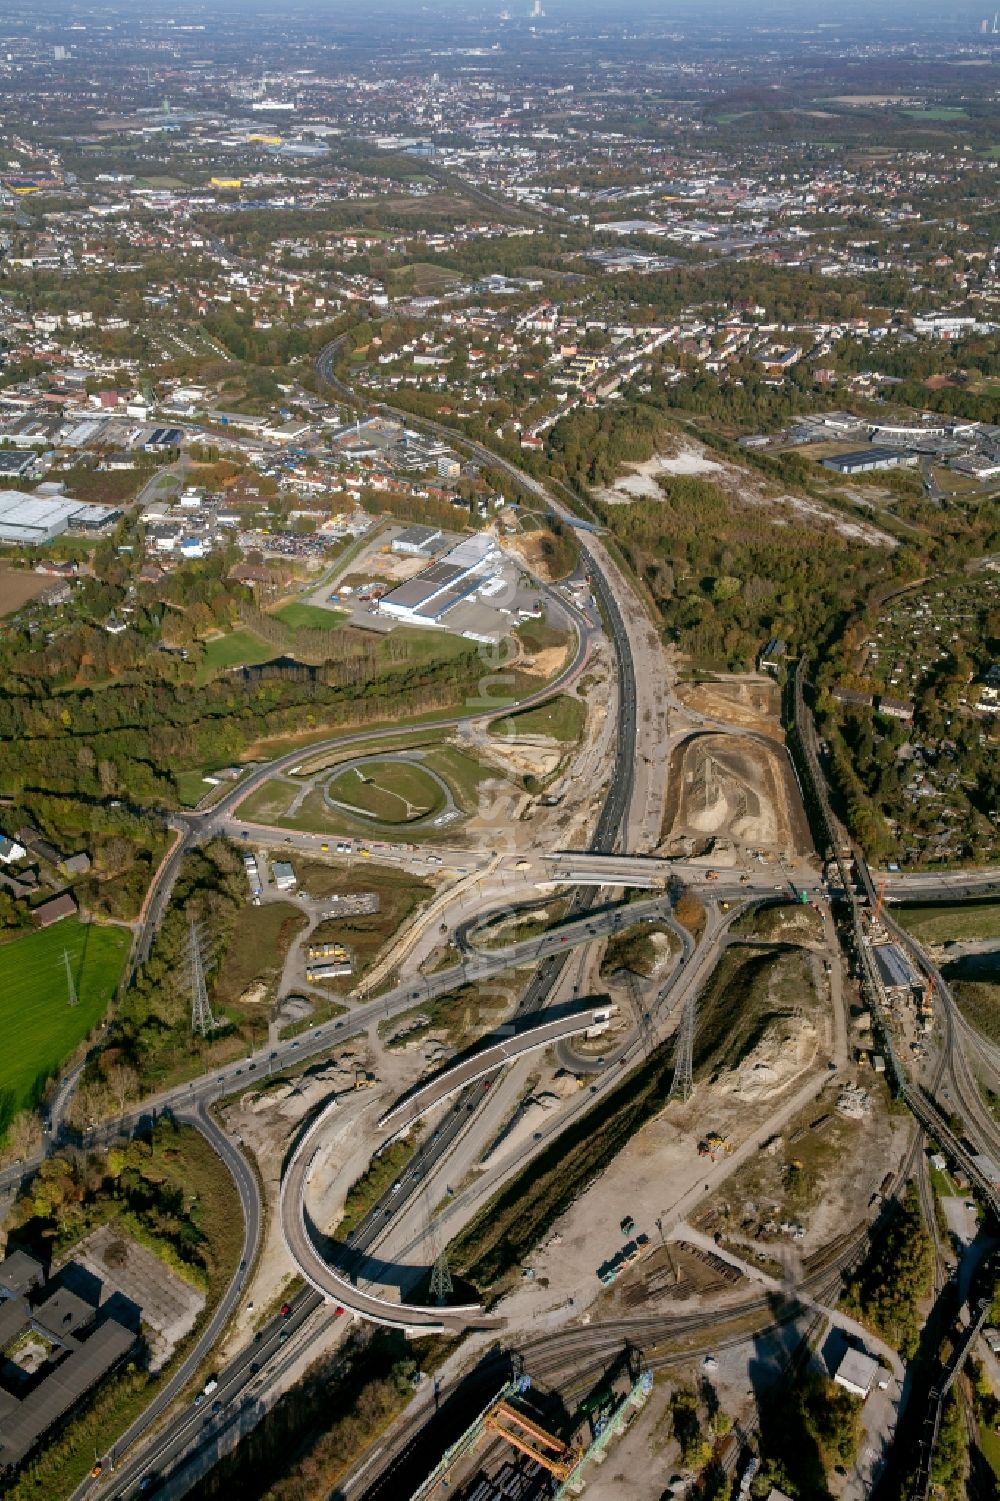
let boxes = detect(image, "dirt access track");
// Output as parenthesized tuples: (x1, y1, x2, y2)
(676, 677, 783, 741)
(661, 730, 813, 858)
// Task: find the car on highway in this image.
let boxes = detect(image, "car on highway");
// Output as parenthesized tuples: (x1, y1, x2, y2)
(90, 1462, 103, 1478)
(280, 1302, 291, 1317)
(279, 1329, 290, 1344)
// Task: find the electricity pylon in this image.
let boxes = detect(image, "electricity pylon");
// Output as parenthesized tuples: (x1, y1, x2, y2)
(670, 989, 696, 1102)
(188, 921, 220, 1038)
(63, 950, 78, 1008)
(429, 1250, 454, 1306)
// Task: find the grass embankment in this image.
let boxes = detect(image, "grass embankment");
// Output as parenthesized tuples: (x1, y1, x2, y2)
(292, 727, 449, 777)
(0, 920, 130, 1115)
(731, 902, 824, 942)
(449, 1034, 679, 1300)
(337, 1137, 416, 1238)
(491, 693, 585, 743)
(895, 901, 1000, 944)
(515, 616, 569, 655)
(600, 922, 675, 979)
(379, 976, 523, 1051)
(472, 898, 572, 952)
(450, 945, 817, 1300)
(951, 980, 1000, 1045)
(242, 743, 501, 838)
(327, 759, 446, 825)
(3, 1119, 243, 1501)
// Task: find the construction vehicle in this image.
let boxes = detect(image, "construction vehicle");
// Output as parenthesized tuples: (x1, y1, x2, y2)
(705, 869, 719, 882)
(698, 1132, 733, 1160)
(354, 1069, 376, 1090)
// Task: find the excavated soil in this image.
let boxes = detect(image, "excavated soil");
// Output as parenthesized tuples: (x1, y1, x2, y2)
(661, 731, 813, 857)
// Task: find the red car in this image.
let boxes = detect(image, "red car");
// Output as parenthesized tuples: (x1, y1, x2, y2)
(280, 1303, 291, 1318)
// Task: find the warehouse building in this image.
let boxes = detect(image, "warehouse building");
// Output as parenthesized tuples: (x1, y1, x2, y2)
(0, 493, 120, 546)
(823, 448, 918, 475)
(379, 533, 498, 626)
(391, 524, 443, 557)
(832, 1347, 884, 1400)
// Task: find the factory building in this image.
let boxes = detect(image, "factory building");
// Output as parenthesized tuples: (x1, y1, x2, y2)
(823, 448, 918, 475)
(0, 492, 120, 546)
(391, 524, 443, 557)
(379, 533, 498, 626)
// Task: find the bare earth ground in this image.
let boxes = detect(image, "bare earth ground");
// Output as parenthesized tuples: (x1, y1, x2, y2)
(594, 438, 897, 550)
(675, 675, 782, 740)
(660, 731, 813, 858)
(0, 565, 57, 617)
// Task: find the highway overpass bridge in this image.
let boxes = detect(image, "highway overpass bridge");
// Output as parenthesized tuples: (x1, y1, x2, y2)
(280, 1003, 609, 1330)
(378, 1001, 611, 1133)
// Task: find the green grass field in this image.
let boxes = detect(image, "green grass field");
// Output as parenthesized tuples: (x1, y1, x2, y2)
(903, 107, 968, 120)
(326, 759, 446, 825)
(895, 902, 1000, 944)
(271, 601, 348, 632)
(491, 694, 585, 744)
(197, 628, 273, 682)
(421, 744, 509, 811)
(0, 920, 130, 1112)
(388, 626, 480, 666)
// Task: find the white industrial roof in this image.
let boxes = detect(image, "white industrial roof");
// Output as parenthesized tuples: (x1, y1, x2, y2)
(0, 492, 80, 528)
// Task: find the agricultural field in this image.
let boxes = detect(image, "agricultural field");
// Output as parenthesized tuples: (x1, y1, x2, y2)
(0, 565, 57, 618)
(0, 920, 130, 1116)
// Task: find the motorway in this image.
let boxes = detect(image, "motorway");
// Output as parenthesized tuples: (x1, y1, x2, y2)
(54, 341, 999, 1498)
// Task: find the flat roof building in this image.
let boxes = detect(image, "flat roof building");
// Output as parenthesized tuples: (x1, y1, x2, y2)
(871, 943, 920, 1000)
(823, 448, 918, 475)
(0, 1251, 137, 1474)
(0, 493, 120, 546)
(832, 1347, 882, 1400)
(391, 524, 443, 556)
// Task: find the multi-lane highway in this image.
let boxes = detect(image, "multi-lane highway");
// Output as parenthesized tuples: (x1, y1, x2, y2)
(56, 339, 1000, 1501)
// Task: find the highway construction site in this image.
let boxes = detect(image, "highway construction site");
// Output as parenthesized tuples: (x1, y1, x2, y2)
(660, 729, 813, 861)
(63, 356, 1000, 1501)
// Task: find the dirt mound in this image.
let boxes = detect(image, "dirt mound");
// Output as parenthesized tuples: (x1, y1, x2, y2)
(661, 731, 813, 856)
